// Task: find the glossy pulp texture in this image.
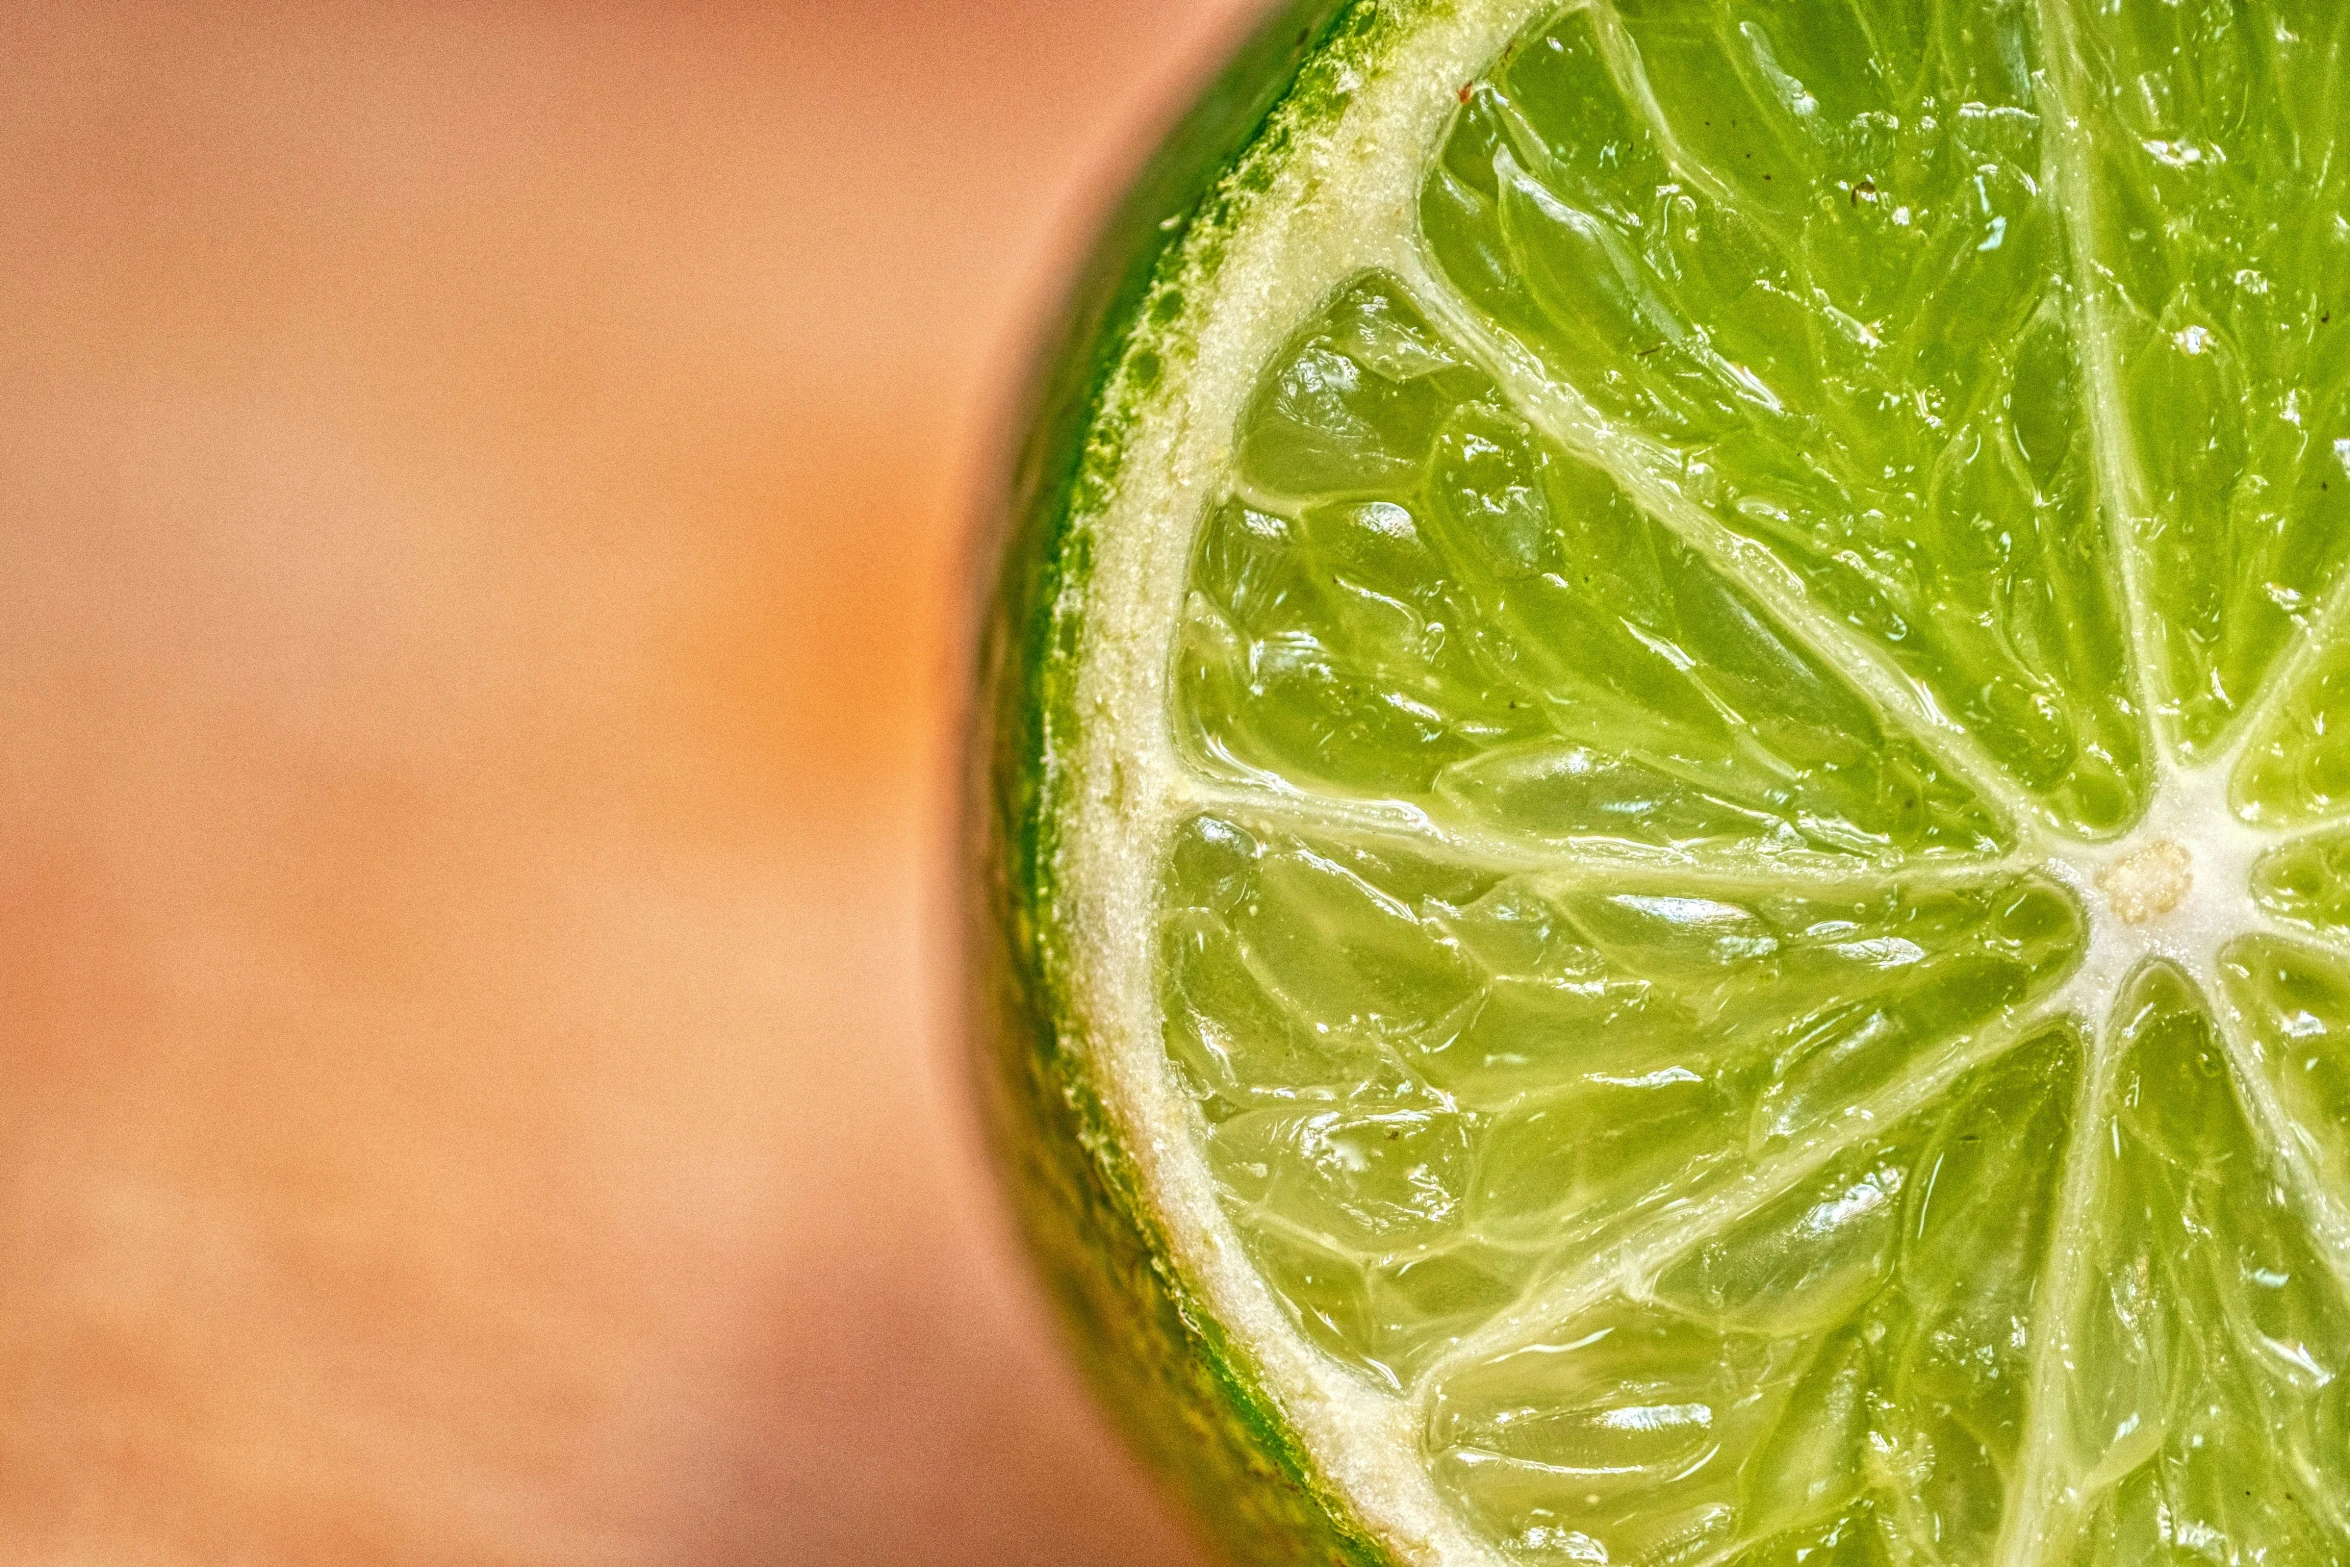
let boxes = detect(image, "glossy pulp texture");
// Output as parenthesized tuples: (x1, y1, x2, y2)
(1161, 2, 2350, 1564)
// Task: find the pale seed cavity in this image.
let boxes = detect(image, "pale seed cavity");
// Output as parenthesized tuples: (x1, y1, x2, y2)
(2094, 838, 2192, 925)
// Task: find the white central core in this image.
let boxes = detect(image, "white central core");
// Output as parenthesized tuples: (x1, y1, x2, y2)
(2034, 760, 2268, 1016)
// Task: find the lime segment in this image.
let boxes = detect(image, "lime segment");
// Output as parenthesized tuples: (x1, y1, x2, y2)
(2249, 829, 2350, 938)
(2220, 937, 2350, 1243)
(1160, 810, 2082, 1389)
(1418, 1, 2145, 834)
(1180, 274, 2009, 862)
(2235, 640, 2350, 826)
(2031, 963, 2350, 1562)
(1425, 1027, 2078, 1565)
(2070, 3, 2350, 755)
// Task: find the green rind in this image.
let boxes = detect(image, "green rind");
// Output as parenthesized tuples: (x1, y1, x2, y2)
(963, 4, 1411, 1563)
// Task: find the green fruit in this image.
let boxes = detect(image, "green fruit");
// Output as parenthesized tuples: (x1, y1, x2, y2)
(968, 3, 2350, 1563)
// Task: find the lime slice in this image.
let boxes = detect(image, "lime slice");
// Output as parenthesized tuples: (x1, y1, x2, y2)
(970, 3, 2350, 1563)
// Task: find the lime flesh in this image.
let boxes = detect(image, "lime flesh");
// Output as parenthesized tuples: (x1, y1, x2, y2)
(1002, 1, 2350, 1562)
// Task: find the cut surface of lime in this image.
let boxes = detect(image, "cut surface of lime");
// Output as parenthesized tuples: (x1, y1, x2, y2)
(975, 2, 2350, 1563)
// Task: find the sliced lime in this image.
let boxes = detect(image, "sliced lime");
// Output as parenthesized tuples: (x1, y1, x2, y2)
(973, 2, 2350, 1562)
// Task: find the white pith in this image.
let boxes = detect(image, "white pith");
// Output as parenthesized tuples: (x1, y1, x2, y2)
(1044, 2, 2350, 1561)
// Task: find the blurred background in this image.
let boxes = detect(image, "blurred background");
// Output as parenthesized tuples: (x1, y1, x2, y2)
(0, 2, 1263, 1561)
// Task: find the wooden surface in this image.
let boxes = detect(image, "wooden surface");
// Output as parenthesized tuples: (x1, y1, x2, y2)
(0, 3, 1259, 1561)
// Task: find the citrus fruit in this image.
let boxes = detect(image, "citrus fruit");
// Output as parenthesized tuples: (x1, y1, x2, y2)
(967, 2, 2350, 1563)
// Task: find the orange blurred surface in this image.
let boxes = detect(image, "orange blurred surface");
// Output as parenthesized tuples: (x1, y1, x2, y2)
(0, 2, 1259, 1561)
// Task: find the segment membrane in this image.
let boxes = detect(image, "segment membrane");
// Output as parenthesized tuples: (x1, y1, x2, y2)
(1177, 273, 2009, 864)
(2066, 0, 2350, 756)
(2025, 964, 2350, 1563)
(1417, 0, 2146, 834)
(1156, 812, 2081, 1388)
(1422, 1028, 2080, 1566)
